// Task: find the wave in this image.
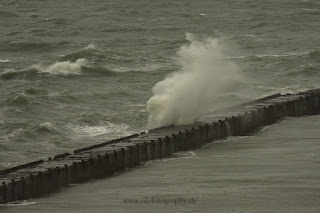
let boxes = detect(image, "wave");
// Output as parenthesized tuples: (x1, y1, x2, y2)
(0, 61, 158, 81)
(6, 128, 28, 139)
(84, 44, 96, 50)
(81, 66, 117, 76)
(59, 48, 106, 62)
(2, 122, 67, 142)
(35, 122, 61, 134)
(24, 87, 49, 96)
(0, 68, 38, 80)
(66, 122, 131, 138)
(0, 59, 10, 63)
(3, 93, 31, 106)
(58, 44, 127, 64)
(111, 62, 168, 73)
(45, 90, 78, 104)
(252, 85, 319, 96)
(59, 44, 167, 72)
(251, 52, 308, 59)
(281, 86, 313, 94)
(1, 43, 168, 80)
(223, 34, 257, 39)
(255, 53, 305, 58)
(228, 50, 318, 61)
(287, 64, 319, 77)
(0, 59, 114, 79)
(30, 58, 88, 76)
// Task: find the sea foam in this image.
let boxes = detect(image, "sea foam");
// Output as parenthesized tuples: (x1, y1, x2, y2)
(147, 34, 242, 128)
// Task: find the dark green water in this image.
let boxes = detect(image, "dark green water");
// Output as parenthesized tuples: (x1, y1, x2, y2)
(0, 0, 320, 211)
(1, 0, 319, 168)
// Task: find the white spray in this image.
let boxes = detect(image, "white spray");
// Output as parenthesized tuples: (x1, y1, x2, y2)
(147, 34, 242, 128)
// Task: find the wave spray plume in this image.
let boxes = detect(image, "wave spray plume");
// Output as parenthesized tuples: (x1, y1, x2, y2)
(147, 34, 242, 128)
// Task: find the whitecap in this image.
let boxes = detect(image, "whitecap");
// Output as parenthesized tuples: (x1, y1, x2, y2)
(66, 122, 132, 138)
(7, 128, 26, 138)
(227, 56, 247, 59)
(222, 34, 257, 39)
(0, 59, 10, 63)
(228, 51, 313, 60)
(84, 44, 96, 50)
(36, 122, 61, 134)
(256, 51, 309, 58)
(30, 58, 88, 76)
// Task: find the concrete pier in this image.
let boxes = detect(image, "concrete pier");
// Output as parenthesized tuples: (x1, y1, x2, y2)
(1, 88, 319, 204)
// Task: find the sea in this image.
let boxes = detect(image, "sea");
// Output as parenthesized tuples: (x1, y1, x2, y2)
(0, 0, 319, 212)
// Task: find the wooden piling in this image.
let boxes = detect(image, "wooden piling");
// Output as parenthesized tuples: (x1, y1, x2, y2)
(1, 89, 320, 203)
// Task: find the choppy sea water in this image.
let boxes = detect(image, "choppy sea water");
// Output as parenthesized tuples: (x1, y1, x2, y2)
(1, 0, 320, 168)
(0, 0, 320, 210)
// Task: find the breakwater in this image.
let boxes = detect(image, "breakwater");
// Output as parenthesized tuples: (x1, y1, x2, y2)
(1, 89, 319, 204)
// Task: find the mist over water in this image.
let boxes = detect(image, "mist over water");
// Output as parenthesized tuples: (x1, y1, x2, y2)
(147, 34, 242, 128)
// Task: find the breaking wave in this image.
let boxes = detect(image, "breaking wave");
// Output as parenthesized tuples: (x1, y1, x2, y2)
(30, 58, 88, 75)
(0, 59, 88, 79)
(0, 59, 10, 63)
(35, 122, 61, 134)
